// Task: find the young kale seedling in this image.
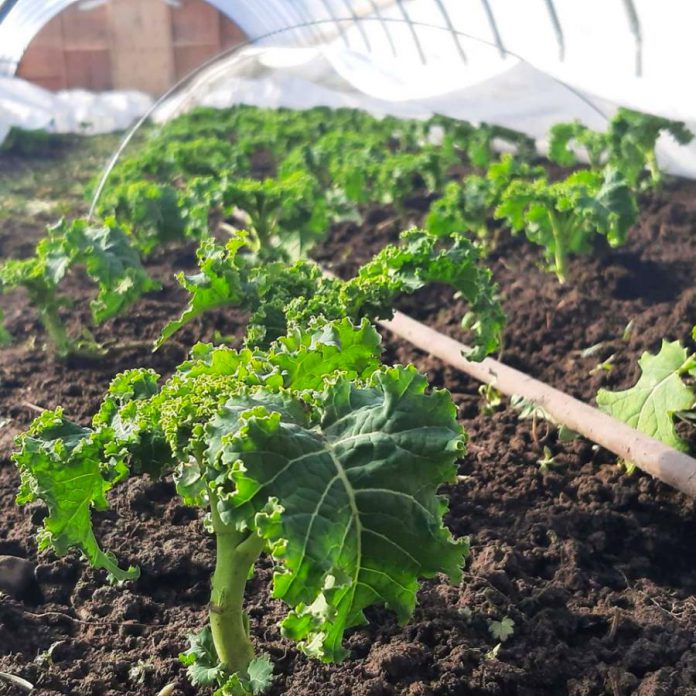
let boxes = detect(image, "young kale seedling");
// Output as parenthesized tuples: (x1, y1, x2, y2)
(548, 109, 694, 190)
(494, 167, 637, 283)
(466, 123, 537, 169)
(609, 108, 694, 189)
(0, 219, 158, 355)
(426, 154, 545, 243)
(96, 180, 188, 256)
(375, 148, 456, 212)
(548, 120, 609, 168)
(221, 172, 329, 260)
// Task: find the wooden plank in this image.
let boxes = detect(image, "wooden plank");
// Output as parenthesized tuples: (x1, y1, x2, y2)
(220, 16, 246, 49)
(26, 15, 64, 49)
(61, 3, 110, 50)
(17, 0, 246, 95)
(18, 47, 66, 81)
(173, 44, 220, 80)
(108, 0, 175, 95)
(16, 16, 67, 90)
(171, 0, 220, 46)
(64, 49, 112, 91)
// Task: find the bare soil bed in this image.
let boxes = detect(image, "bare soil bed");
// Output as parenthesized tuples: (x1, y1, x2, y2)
(0, 148, 695, 695)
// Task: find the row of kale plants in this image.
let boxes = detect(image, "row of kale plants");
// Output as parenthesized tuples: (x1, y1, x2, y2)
(4, 104, 696, 694)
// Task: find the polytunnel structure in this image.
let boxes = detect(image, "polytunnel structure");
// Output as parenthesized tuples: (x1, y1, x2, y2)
(3, 1, 696, 695)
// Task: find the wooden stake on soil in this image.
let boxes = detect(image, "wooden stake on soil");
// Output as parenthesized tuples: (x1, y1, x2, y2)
(380, 310, 696, 498)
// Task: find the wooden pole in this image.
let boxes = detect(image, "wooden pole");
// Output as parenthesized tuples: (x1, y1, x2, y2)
(380, 310, 696, 497)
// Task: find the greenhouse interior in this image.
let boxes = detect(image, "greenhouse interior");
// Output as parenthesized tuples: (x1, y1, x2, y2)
(0, 1, 695, 694)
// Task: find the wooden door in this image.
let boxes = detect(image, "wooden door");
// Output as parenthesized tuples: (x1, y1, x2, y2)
(16, 0, 246, 95)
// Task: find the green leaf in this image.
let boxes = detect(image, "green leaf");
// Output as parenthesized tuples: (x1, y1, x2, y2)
(13, 409, 139, 582)
(180, 626, 223, 687)
(93, 369, 173, 479)
(206, 365, 467, 662)
(217, 674, 250, 696)
(609, 108, 694, 188)
(351, 228, 504, 359)
(97, 181, 187, 256)
(597, 340, 696, 450)
(159, 229, 504, 360)
(156, 234, 253, 348)
(222, 172, 328, 260)
(495, 168, 637, 282)
(467, 123, 536, 169)
(489, 617, 515, 642)
(0, 309, 12, 346)
(548, 122, 580, 166)
(65, 219, 159, 323)
(245, 655, 274, 694)
(547, 121, 608, 168)
(273, 318, 382, 391)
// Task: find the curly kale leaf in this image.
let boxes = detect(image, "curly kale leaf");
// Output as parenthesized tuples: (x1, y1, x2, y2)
(96, 180, 188, 256)
(609, 109, 694, 188)
(597, 340, 696, 450)
(14, 409, 139, 582)
(156, 233, 254, 348)
(63, 219, 160, 323)
(158, 229, 504, 360)
(349, 228, 504, 359)
(467, 123, 536, 169)
(0, 218, 156, 353)
(222, 172, 329, 260)
(375, 148, 454, 208)
(547, 121, 609, 168)
(426, 154, 545, 241)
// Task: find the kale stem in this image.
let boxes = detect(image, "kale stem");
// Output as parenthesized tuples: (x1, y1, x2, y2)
(208, 490, 264, 676)
(38, 303, 72, 357)
(547, 209, 567, 284)
(645, 150, 661, 187)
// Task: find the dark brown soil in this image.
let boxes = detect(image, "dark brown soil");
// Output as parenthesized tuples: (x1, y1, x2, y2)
(1, 160, 696, 695)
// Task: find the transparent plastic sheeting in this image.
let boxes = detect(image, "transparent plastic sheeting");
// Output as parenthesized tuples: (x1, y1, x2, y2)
(1, 0, 695, 175)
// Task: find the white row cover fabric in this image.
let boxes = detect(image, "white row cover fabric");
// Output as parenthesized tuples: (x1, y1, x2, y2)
(0, 77, 153, 144)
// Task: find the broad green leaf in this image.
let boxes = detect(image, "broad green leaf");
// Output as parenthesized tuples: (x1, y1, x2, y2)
(14, 409, 138, 582)
(597, 340, 696, 450)
(206, 366, 467, 661)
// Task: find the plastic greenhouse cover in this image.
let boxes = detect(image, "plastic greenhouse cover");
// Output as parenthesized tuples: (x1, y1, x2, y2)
(0, 0, 694, 176)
